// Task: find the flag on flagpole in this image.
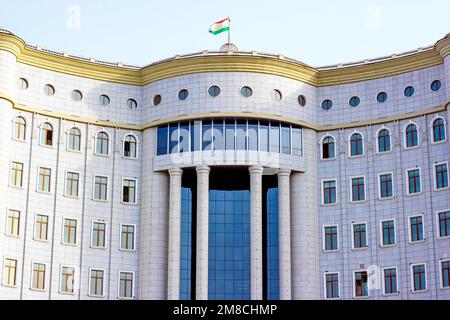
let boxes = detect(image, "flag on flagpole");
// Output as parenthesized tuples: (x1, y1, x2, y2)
(209, 17, 231, 35)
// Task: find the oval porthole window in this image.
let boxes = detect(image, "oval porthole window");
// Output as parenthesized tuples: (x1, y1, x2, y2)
(127, 98, 138, 109)
(298, 95, 307, 107)
(377, 92, 388, 103)
(349, 96, 360, 107)
(431, 80, 441, 92)
(404, 86, 415, 97)
(44, 84, 55, 96)
(72, 90, 83, 102)
(153, 94, 162, 106)
(241, 86, 253, 98)
(321, 99, 333, 111)
(18, 78, 28, 90)
(208, 86, 221, 97)
(99, 95, 110, 106)
(178, 89, 189, 101)
(271, 89, 282, 102)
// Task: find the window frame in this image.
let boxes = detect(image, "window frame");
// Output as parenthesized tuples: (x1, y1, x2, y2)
(30, 261, 47, 292)
(121, 178, 138, 205)
(380, 218, 396, 248)
(240, 86, 253, 98)
(9, 160, 25, 189)
(439, 259, 450, 290)
(353, 269, 370, 299)
(90, 220, 108, 250)
(408, 214, 426, 244)
(117, 271, 135, 300)
(348, 131, 365, 158)
(321, 179, 338, 206)
(66, 126, 82, 153)
(375, 127, 392, 154)
(2, 256, 18, 288)
(349, 175, 366, 203)
(351, 221, 369, 250)
(410, 263, 427, 293)
(430, 116, 447, 144)
(71, 90, 83, 102)
(88, 268, 106, 298)
(92, 174, 109, 202)
(59, 265, 76, 295)
(64, 170, 81, 199)
(381, 266, 399, 296)
(122, 134, 139, 160)
(178, 89, 189, 101)
(94, 130, 111, 157)
(403, 122, 420, 150)
(61, 216, 78, 246)
(405, 167, 422, 196)
(323, 272, 341, 300)
(99, 94, 111, 107)
(33, 213, 50, 243)
(5, 208, 21, 238)
(207, 85, 222, 98)
(320, 134, 336, 160)
(119, 223, 137, 252)
(39, 122, 54, 148)
(11, 115, 27, 142)
(433, 161, 449, 191)
(377, 171, 395, 200)
(322, 224, 339, 252)
(36, 165, 52, 194)
(436, 209, 450, 240)
(152, 94, 162, 106)
(126, 98, 138, 110)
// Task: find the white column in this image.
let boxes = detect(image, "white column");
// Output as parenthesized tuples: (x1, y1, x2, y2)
(249, 166, 263, 300)
(167, 168, 183, 300)
(278, 169, 292, 300)
(196, 166, 210, 300)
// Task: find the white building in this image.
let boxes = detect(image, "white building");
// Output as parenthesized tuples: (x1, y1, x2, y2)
(0, 29, 449, 300)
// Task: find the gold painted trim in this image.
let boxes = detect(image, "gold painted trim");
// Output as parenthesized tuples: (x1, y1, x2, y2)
(0, 32, 448, 87)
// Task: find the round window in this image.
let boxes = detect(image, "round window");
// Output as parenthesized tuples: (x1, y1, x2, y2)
(18, 78, 28, 90)
(44, 84, 55, 96)
(208, 86, 221, 97)
(377, 92, 388, 103)
(404, 86, 415, 97)
(431, 80, 441, 92)
(349, 96, 360, 107)
(72, 90, 83, 102)
(271, 89, 282, 101)
(321, 99, 333, 111)
(298, 95, 307, 107)
(99, 95, 110, 106)
(153, 94, 162, 106)
(178, 89, 189, 101)
(127, 98, 138, 109)
(241, 86, 253, 98)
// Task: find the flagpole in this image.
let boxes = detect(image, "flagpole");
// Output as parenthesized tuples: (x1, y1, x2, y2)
(228, 17, 231, 45)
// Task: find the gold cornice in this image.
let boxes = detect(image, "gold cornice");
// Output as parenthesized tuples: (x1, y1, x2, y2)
(0, 31, 447, 87)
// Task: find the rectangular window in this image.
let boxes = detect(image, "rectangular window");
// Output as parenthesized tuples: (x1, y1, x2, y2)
(94, 176, 108, 201)
(38, 167, 51, 193)
(3, 258, 17, 287)
(65, 172, 79, 197)
(383, 268, 398, 295)
(89, 269, 104, 297)
(407, 169, 421, 194)
(325, 273, 339, 299)
(324, 226, 338, 251)
(323, 180, 336, 205)
(119, 272, 134, 299)
(212, 120, 224, 151)
(6, 209, 20, 237)
(281, 124, 291, 155)
(168, 123, 179, 154)
(354, 271, 368, 297)
(202, 120, 213, 151)
(91, 221, 106, 248)
(441, 261, 450, 288)
(63, 218, 77, 245)
(224, 120, 236, 150)
(34, 214, 49, 241)
(236, 120, 247, 150)
(435, 163, 449, 190)
(292, 126, 302, 156)
(121, 225, 135, 251)
(379, 173, 393, 198)
(269, 123, 280, 153)
(32, 263, 46, 290)
(412, 264, 426, 292)
(381, 220, 395, 246)
(351, 177, 365, 202)
(60, 266, 75, 294)
(247, 120, 258, 151)
(10, 161, 24, 188)
(409, 216, 424, 242)
(179, 122, 190, 153)
(157, 125, 168, 156)
(122, 179, 137, 204)
(353, 223, 367, 249)
(259, 121, 269, 152)
(438, 211, 450, 238)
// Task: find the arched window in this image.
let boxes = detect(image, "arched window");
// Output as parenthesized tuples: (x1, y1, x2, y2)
(377, 129, 391, 153)
(350, 133, 363, 157)
(405, 124, 419, 148)
(433, 118, 446, 143)
(13, 116, 26, 141)
(123, 135, 137, 159)
(68, 127, 81, 151)
(40, 122, 53, 146)
(322, 136, 335, 159)
(96, 132, 110, 155)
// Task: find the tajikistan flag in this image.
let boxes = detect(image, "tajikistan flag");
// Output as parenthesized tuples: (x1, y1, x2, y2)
(209, 17, 231, 35)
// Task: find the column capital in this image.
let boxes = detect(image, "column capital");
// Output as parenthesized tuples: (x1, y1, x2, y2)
(249, 166, 264, 175)
(168, 168, 183, 177)
(278, 169, 292, 177)
(196, 166, 211, 175)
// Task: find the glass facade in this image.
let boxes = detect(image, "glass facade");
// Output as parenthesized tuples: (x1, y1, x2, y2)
(180, 188, 193, 300)
(266, 188, 280, 300)
(157, 119, 302, 156)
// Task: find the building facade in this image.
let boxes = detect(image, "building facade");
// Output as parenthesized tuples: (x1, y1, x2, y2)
(0, 29, 449, 300)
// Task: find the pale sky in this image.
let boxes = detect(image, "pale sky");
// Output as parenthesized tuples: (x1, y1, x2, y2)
(1, 0, 449, 67)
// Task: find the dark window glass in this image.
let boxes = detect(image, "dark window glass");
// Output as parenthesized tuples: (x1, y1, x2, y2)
(298, 95, 306, 107)
(431, 80, 442, 92)
(442, 261, 450, 288)
(281, 124, 291, 154)
(248, 121, 258, 151)
(123, 135, 137, 158)
(410, 216, 423, 242)
(406, 124, 419, 148)
(169, 123, 179, 154)
(157, 126, 168, 156)
(354, 271, 368, 297)
(353, 224, 367, 249)
(153, 95, 162, 106)
(266, 188, 279, 300)
(382, 220, 395, 246)
(202, 121, 213, 151)
(190, 121, 201, 152)
(435, 163, 449, 189)
(439, 211, 450, 238)
(408, 169, 421, 194)
(321, 99, 333, 111)
(178, 89, 189, 101)
(259, 121, 269, 152)
(236, 121, 247, 150)
(384, 268, 398, 294)
(292, 126, 302, 156)
(326, 274, 339, 299)
(413, 265, 426, 291)
(208, 86, 221, 97)
(433, 118, 446, 142)
(377, 92, 388, 103)
(241, 86, 253, 98)
(404, 86, 415, 97)
(212, 120, 224, 151)
(180, 188, 192, 300)
(350, 133, 363, 156)
(269, 123, 280, 153)
(351, 177, 365, 202)
(378, 129, 391, 153)
(225, 120, 235, 150)
(349, 96, 360, 107)
(323, 180, 336, 205)
(380, 173, 393, 198)
(179, 122, 190, 153)
(322, 136, 335, 159)
(324, 226, 338, 251)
